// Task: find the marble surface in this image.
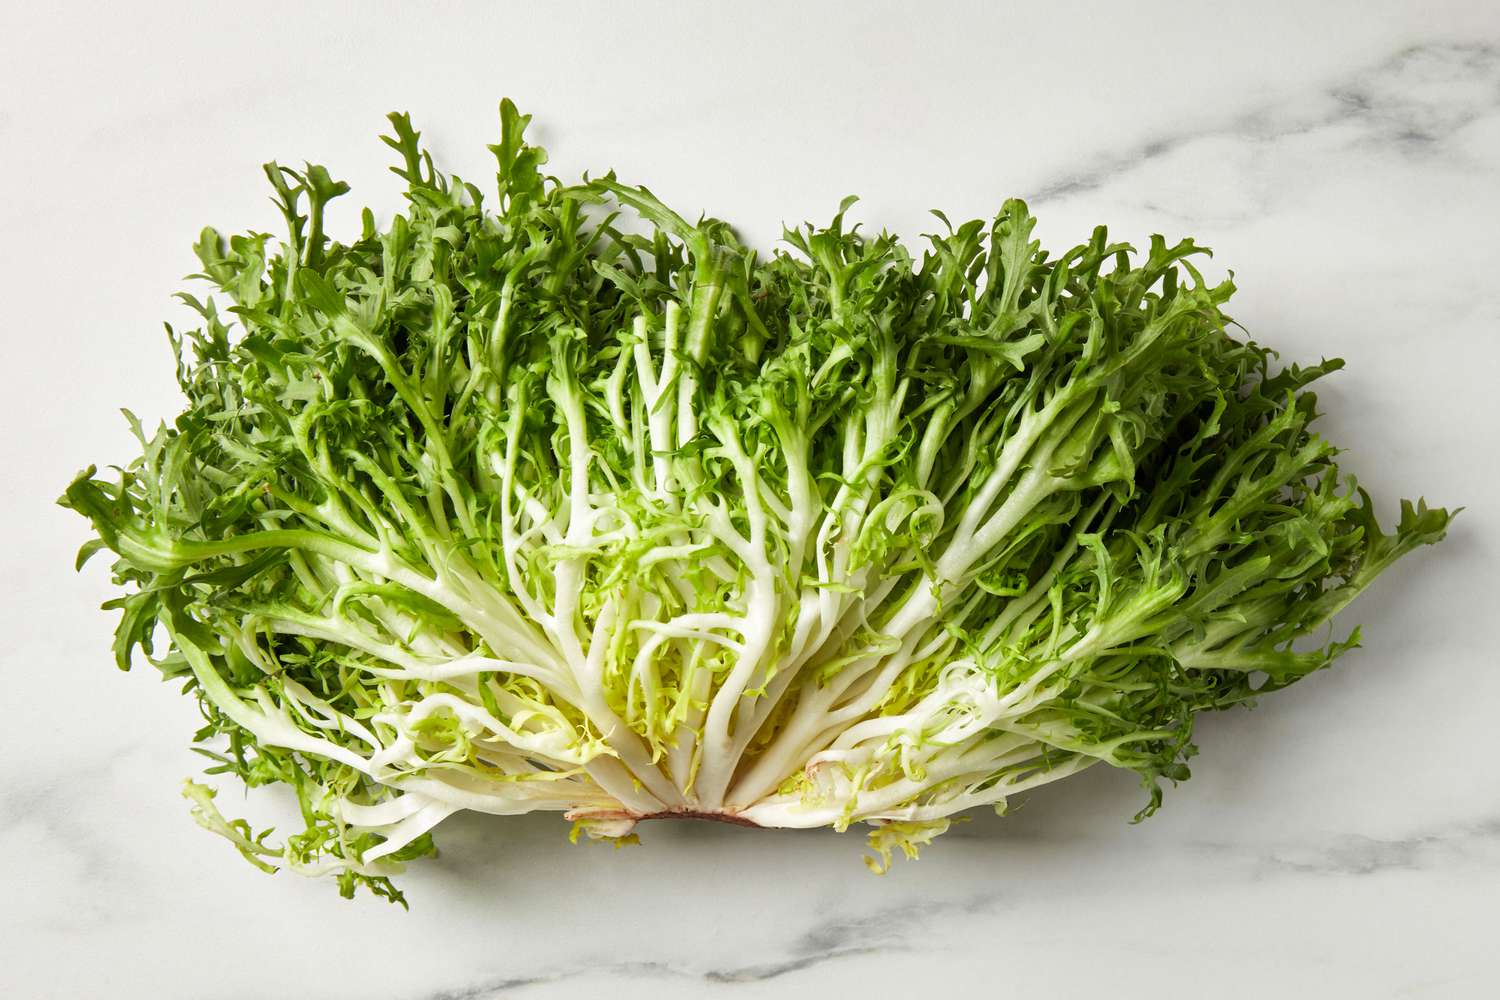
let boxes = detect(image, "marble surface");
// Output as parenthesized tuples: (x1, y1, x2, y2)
(4, 2, 1498, 997)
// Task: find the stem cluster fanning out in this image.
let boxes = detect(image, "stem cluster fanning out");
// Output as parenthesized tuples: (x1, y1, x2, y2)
(63, 102, 1451, 901)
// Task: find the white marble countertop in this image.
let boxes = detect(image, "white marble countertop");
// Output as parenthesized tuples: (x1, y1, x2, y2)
(4, 2, 1498, 997)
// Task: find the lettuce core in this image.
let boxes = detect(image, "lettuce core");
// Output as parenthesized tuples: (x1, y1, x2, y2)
(63, 102, 1452, 903)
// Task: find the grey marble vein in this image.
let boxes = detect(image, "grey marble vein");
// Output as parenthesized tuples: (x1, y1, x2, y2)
(410, 812, 1500, 997)
(2, 766, 139, 895)
(1031, 42, 1500, 206)
(1257, 816, 1500, 877)
(420, 894, 997, 997)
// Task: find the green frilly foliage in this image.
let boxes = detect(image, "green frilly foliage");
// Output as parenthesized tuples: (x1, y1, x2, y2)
(63, 102, 1452, 902)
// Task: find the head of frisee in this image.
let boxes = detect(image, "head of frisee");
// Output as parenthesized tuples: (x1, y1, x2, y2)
(63, 100, 1451, 903)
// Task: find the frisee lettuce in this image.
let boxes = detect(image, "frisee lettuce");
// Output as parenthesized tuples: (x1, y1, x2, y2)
(62, 101, 1452, 904)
